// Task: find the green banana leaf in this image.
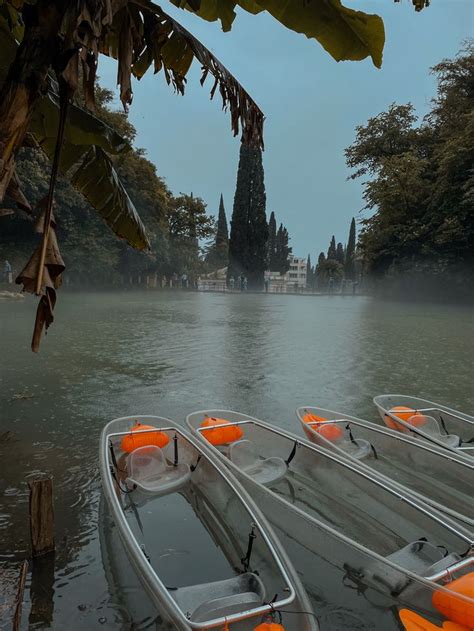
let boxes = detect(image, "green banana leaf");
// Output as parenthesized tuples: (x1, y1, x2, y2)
(172, 0, 385, 67)
(70, 146, 149, 250)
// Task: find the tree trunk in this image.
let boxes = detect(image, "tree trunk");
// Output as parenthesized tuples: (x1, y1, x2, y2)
(0, 1, 62, 201)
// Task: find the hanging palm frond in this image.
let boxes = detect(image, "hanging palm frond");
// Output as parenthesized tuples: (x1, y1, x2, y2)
(96, 0, 265, 147)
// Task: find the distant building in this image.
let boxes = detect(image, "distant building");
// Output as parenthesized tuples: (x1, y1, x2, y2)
(264, 255, 307, 291)
(287, 255, 307, 288)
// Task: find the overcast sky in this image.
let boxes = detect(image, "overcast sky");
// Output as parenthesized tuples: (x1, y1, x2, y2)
(99, 1, 473, 259)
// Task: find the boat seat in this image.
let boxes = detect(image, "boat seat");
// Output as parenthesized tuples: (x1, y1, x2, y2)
(339, 438, 372, 460)
(171, 572, 265, 623)
(365, 540, 453, 595)
(409, 415, 460, 448)
(229, 440, 287, 486)
(125, 445, 190, 495)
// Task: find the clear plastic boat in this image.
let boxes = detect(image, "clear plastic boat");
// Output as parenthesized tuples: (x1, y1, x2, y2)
(99, 415, 318, 630)
(296, 405, 473, 529)
(186, 410, 474, 628)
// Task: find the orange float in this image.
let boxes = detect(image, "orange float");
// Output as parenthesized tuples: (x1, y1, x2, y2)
(253, 623, 285, 631)
(407, 413, 429, 428)
(385, 405, 416, 430)
(200, 416, 243, 446)
(315, 423, 343, 440)
(399, 608, 469, 630)
(121, 421, 170, 453)
(302, 412, 327, 425)
(432, 573, 474, 629)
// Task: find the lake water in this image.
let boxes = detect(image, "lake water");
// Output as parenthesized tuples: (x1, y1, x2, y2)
(0, 291, 472, 630)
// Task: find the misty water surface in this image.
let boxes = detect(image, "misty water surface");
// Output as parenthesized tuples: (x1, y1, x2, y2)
(0, 291, 472, 629)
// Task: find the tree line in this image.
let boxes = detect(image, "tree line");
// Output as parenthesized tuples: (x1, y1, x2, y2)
(0, 88, 293, 289)
(0, 87, 216, 285)
(346, 43, 473, 300)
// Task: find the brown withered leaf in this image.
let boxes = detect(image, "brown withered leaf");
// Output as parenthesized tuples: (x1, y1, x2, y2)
(16, 200, 65, 352)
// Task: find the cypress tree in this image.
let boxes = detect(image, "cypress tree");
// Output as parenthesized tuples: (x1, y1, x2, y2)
(267, 211, 277, 271)
(306, 254, 312, 288)
(327, 235, 337, 260)
(336, 242, 345, 264)
(344, 217, 356, 281)
(274, 223, 291, 274)
(316, 251, 326, 287)
(207, 194, 229, 269)
(228, 144, 268, 289)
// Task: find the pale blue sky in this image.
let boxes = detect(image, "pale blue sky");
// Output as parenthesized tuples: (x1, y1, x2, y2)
(99, 1, 473, 259)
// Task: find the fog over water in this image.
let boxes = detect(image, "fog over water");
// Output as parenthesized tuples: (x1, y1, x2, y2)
(0, 291, 472, 629)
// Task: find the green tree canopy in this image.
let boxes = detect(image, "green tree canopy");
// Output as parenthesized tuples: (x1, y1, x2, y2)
(228, 143, 268, 289)
(345, 43, 474, 296)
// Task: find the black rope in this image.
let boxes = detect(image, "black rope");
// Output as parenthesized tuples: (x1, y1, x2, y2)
(345, 424, 378, 458)
(285, 441, 298, 466)
(345, 424, 357, 445)
(190, 454, 202, 472)
(439, 415, 449, 436)
(342, 564, 367, 595)
(460, 544, 474, 558)
(126, 494, 146, 538)
(110, 467, 136, 494)
(413, 537, 428, 552)
(173, 434, 178, 467)
(241, 524, 257, 572)
(140, 543, 151, 563)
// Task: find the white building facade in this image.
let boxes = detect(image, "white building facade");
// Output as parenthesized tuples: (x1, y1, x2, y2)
(264, 255, 307, 291)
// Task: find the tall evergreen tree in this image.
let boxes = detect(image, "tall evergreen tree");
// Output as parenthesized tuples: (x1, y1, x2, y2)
(344, 217, 357, 281)
(228, 144, 268, 289)
(336, 242, 345, 264)
(267, 211, 277, 271)
(306, 254, 312, 288)
(206, 193, 229, 269)
(327, 235, 337, 260)
(316, 252, 326, 287)
(273, 223, 291, 274)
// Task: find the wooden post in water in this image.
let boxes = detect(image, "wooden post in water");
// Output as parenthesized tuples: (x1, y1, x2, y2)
(12, 560, 28, 631)
(28, 476, 55, 557)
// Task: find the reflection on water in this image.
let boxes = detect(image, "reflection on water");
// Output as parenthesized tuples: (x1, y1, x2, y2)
(0, 291, 472, 629)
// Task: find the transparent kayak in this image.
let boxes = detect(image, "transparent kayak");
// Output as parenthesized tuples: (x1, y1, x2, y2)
(296, 406, 474, 529)
(374, 394, 474, 458)
(99, 416, 318, 631)
(186, 410, 474, 629)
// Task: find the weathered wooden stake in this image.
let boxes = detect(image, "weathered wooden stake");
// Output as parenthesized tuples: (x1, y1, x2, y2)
(12, 560, 28, 631)
(28, 476, 55, 557)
